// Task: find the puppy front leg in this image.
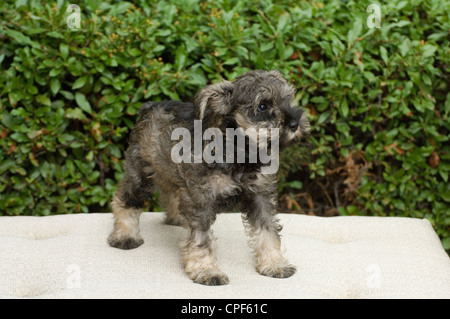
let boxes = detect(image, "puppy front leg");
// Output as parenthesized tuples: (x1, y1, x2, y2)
(181, 227, 229, 286)
(247, 221, 296, 278)
(242, 195, 296, 278)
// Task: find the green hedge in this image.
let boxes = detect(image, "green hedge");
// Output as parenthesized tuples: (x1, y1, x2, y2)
(0, 0, 449, 251)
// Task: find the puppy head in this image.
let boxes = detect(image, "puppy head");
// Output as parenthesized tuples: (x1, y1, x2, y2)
(194, 70, 310, 148)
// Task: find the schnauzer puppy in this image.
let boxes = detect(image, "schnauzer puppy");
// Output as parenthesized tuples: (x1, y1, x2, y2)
(108, 70, 310, 285)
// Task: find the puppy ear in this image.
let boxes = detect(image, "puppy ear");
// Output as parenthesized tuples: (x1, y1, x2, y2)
(268, 69, 284, 79)
(194, 81, 233, 120)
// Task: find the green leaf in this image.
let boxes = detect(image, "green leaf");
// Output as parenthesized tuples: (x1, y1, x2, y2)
(47, 31, 63, 38)
(109, 2, 131, 15)
(35, 95, 51, 106)
(277, 13, 289, 33)
(380, 46, 388, 65)
(72, 76, 87, 90)
(175, 46, 187, 71)
(50, 79, 61, 95)
(10, 132, 29, 142)
(128, 48, 142, 57)
(396, 1, 408, 10)
(428, 32, 447, 41)
(363, 71, 376, 82)
(261, 42, 274, 52)
(106, 58, 118, 67)
(4, 30, 40, 48)
(86, 150, 94, 162)
(339, 98, 349, 118)
(15, 0, 27, 8)
(422, 44, 437, 58)
(398, 39, 409, 57)
(347, 19, 362, 45)
(444, 92, 450, 116)
(282, 46, 294, 60)
(439, 167, 448, 183)
(60, 90, 74, 100)
(75, 92, 92, 114)
(412, 97, 425, 112)
(442, 238, 450, 251)
(317, 111, 330, 125)
(65, 108, 87, 120)
(60, 43, 69, 60)
(49, 68, 62, 77)
(223, 57, 240, 66)
(287, 180, 303, 190)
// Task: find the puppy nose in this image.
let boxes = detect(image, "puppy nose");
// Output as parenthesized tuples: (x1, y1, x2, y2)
(288, 120, 299, 131)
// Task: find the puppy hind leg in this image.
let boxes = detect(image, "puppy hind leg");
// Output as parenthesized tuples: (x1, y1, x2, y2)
(108, 161, 153, 249)
(108, 194, 144, 250)
(108, 145, 158, 250)
(160, 190, 185, 227)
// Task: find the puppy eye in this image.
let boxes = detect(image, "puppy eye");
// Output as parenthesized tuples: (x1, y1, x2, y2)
(257, 103, 269, 112)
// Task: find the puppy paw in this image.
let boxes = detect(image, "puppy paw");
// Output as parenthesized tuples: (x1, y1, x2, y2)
(108, 234, 144, 250)
(258, 264, 296, 279)
(165, 215, 186, 227)
(193, 270, 230, 286)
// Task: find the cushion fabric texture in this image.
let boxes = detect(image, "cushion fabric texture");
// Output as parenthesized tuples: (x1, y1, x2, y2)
(0, 213, 449, 299)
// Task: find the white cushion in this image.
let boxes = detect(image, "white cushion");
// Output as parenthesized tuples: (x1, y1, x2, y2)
(0, 213, 449, 298)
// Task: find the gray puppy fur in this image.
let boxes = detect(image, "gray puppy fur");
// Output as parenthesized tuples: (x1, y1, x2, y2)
(108, 70, 310, 285)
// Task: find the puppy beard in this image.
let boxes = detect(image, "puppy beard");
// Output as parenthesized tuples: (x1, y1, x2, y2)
(280, 129, 299, 149)
(230, 114, 280, 174)
(257, 128, 280, 175)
